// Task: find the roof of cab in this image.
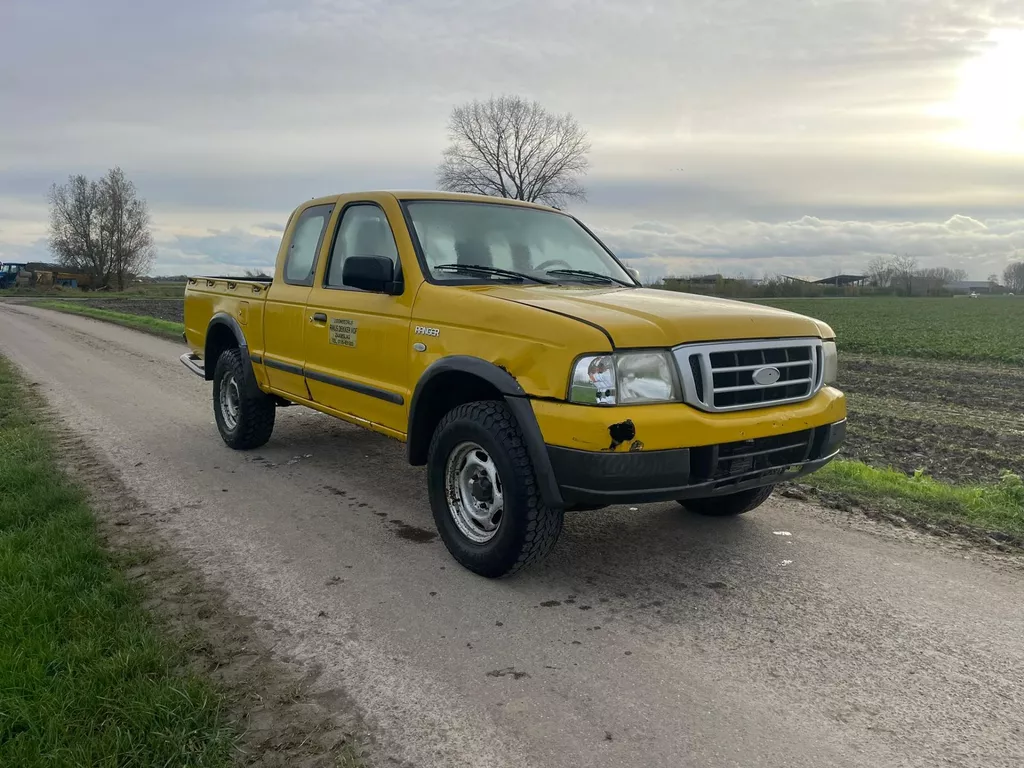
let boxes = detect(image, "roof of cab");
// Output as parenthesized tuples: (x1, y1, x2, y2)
(304, 190, 559, 212)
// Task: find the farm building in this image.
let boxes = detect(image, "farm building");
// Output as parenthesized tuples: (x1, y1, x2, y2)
(663, 274, 764, 288)
(812, 274, 869, 287)
(944, 280, 1001, 295)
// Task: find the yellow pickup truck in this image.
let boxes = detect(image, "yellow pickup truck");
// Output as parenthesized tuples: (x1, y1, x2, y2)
(182, 191, 845, 577)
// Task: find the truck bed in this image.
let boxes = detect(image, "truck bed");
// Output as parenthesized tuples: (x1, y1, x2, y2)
(183, 276, 272, 363)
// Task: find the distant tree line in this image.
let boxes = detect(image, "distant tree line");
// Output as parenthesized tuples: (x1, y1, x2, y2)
(865, 255, 969, 296)
(649, 275, 854, 299)
(47, 167, 155, 291)
(651, 254, 1023, 300)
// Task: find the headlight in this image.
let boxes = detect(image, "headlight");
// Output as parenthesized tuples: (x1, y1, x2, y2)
(569, 351, 680, 405)
(822, 341, 838, 385)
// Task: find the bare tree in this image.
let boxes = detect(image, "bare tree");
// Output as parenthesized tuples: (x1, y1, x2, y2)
(47, 175, 107, 284)
(48, 167, 154, 289)
(98, 167, 155, 290)
(914, 266, 968, 294)
(1004, 261, 1024, 292)
(891, 254, 918, 294)
(867, 255, 895, 289)
(437, 96, 590, 208)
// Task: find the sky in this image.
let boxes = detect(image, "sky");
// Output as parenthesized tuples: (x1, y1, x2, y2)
(2, 0, 1023, 281)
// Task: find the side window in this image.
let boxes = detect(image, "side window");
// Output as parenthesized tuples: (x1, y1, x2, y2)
(283, 204, 333, 286)
(326, 204, 399, 288)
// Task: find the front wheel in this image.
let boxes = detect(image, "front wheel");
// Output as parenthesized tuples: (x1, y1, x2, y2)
(679, 484, 775, 517)
(427, 401, 563, 578)
(212, 348, 276, 450)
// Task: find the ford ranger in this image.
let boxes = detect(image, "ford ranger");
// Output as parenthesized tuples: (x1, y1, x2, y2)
(182, 191, 846, 577)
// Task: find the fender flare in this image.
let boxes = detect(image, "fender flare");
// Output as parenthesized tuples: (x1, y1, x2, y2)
(407, 356, 563, 508)
(411, 355, 526, 404)
(205, 313, 253, 385)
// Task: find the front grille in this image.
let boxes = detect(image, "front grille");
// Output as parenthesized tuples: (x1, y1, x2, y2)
(674, 338, 823, 412)
(690, 429, 815, 490)
(688, 355, 705, 402)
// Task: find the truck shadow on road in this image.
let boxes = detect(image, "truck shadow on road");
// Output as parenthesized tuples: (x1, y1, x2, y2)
(266, 412, 797, 608)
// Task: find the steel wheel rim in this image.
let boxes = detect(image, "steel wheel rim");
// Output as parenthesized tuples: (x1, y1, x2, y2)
(220, 373, 241, 431)
(445, 441, 504, 544)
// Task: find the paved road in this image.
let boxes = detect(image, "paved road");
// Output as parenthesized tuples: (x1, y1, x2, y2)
(2, 302, 1023, 768)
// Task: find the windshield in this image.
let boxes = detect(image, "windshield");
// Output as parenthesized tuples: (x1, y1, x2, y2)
(404, 201, 634, 286)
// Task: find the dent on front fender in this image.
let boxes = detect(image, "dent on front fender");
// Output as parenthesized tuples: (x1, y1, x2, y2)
(487, 347, 571, 399)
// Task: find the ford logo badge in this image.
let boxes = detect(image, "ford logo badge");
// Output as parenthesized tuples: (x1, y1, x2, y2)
(752, 366, 781, 386)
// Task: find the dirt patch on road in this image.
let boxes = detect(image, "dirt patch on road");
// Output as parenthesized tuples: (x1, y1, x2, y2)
(53, 428, 372, 767)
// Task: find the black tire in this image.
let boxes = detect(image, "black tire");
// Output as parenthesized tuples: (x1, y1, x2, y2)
(427, 400, 563, 578)
(679, 484, 775, 517)
(212, 348, 275, 450)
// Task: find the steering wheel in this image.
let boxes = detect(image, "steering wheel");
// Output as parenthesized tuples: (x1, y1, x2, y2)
(535, 258, 573, 272)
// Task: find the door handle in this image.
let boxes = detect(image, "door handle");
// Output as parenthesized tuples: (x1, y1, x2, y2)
(310, 312, 327, 323)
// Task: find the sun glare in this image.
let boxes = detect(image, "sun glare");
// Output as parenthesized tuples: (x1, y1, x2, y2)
(945, 29, 1024, 153)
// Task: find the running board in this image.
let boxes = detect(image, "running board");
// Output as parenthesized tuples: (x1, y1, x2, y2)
(180, 352, 206, 378)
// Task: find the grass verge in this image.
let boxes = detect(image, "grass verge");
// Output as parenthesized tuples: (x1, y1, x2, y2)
(31, 300, 184, 340)
(800, 459, 1024, 544)
(0, 356, 234, 766)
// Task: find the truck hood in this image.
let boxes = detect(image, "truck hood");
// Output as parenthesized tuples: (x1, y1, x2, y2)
(481, 285, 833, 348)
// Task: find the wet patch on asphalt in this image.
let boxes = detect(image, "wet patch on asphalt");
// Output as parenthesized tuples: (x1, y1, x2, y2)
(486, 667, 531, 680)
(387, 519, 437, 543)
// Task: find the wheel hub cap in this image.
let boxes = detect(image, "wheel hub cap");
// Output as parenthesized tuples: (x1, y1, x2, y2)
(220, 373, 240, 431)
(445, 442, 504, 544)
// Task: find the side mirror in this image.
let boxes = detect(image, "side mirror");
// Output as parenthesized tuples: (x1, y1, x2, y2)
(626, 267, 640, 282)
(342, 256, 401, 294)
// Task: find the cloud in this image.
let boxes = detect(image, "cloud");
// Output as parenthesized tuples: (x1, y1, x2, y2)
(150, 212, 1024, 281)
(0, 237, 50, 264)
(598, 214, 1024, 279)
(156, 228, 282, 275)
(3, 0, 1024, 278)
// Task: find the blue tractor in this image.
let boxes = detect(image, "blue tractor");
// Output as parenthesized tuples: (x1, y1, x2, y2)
(0, 262, 28, 289)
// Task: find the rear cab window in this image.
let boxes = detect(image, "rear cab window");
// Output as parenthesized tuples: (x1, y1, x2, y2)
(283, 204, 334, 286)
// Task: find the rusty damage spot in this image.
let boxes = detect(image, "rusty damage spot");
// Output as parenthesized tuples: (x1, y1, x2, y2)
(607, 419, 636, 450)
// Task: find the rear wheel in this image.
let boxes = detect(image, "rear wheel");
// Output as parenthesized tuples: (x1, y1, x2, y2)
(427, 401, 563, 578)
(213, 348, 275, 450)
(679, 485, 775, 517)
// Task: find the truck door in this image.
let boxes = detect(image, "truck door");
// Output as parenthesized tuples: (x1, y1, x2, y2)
(302, 201, 413, 436)
(262, 202, 335, 400)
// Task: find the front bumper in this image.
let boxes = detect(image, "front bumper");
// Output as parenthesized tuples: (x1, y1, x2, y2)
(547, 419, 845, 506)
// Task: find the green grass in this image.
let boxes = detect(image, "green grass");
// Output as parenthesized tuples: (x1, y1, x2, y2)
(0, 356, 235, 766)
(32, 300, 184, 340)
(804, 460, 1024, 541)
(756, 296, 1024, 365)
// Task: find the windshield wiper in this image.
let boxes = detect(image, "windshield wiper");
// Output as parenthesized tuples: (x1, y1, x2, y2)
(545, 268, 632, 286)
(434, 263, 552, 284)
